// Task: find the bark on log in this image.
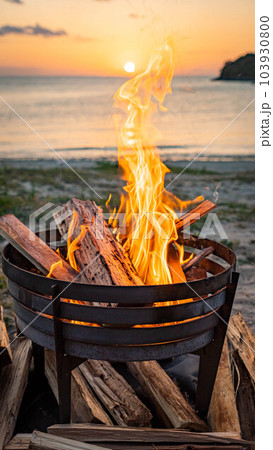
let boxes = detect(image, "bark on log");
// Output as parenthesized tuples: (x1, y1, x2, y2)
(0, 214, 79, 281)
(0, 305, 13, 368)
(29, 431, 109, 450)
(54, 199, 143, 287)
(0, 338, 32, 450)
(47, 424, 246, 445)
(175, 201, 216, 234)
(127, 360, 208, 431)
(79, 360, 152, 427)
(44, 349, 113, 426)
(227, 313, 255, 387)
(207, 339, 241, 435)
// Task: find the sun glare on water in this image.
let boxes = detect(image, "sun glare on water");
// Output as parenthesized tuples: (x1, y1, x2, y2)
(124, 61, 135, 73)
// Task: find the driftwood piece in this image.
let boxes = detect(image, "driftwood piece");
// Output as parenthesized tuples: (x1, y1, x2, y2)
(127, 360, 208, 431)
(4, 434, 31, 450)
(207, 339, 241, 435)
(48, 424, 246, 445)
(182, 246, 214, 272)
(79, 360, 152, 427)
(54, 199, 143, 287)
(29, 431, 109, 450)
(0, 305, 12, 367)
(227, 313, 255, 387)
(175, 200, 216, 233)
(0, 338, 32, 450)
(0, 214, 79, 281)
(44, 349, 113, 426)
(231, 349, 255, 443)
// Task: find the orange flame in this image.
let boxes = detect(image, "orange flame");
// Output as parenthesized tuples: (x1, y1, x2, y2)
(112, 39, 202, 286)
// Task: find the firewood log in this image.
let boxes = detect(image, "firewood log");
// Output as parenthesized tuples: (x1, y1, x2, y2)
(175, 200, 216, 234)
(47, 423, 246, 445)
(29, 430, 108, 450)
(127, 360, 208, 431)
(0, 214, 79, 281)
(44, 349, 113, 426)
(227, 313, 255, 387)
(0, 338, 32, 449)
(0, 305, 13, 368)
(79, 360, 152, 427)
(207, 339, 241, 435)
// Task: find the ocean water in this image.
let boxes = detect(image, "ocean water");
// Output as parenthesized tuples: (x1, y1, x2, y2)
(0, 76, 254, 161)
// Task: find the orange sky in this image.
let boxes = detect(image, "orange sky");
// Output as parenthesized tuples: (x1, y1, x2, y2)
(0, 0, 254, 76)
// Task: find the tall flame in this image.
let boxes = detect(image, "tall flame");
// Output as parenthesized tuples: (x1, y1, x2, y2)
(112, 39, 202, 286)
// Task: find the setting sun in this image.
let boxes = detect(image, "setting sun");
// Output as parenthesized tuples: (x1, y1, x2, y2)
(124, 61, 135, 73)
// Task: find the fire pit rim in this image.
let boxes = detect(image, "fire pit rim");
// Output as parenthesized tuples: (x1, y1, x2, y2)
(2, 235, 236, 304)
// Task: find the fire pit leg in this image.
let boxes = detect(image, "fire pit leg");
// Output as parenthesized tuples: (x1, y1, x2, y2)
(32, 342, 45, 378)
(51, 284, 86, 423)
(195, 271, 239, 419)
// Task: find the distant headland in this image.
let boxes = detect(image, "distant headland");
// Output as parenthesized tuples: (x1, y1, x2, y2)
(214, 53, 255, 81)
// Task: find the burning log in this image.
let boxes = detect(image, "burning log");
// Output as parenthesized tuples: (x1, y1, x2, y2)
(79, 360, 152, 427)
(175, 200, 216, 234)
(0, 338, 32, 450)
(29, 430, 108, 450)
(127, 360, 208, 431)
(182, 246, 214, 273)
(0, 305, 13, 368)
(44, 349, 113, 426)
(54, 199, 143, 287)
(207, 339, 241, 435)
(227, 313, 255, 387)
(0, 215, 79, 281)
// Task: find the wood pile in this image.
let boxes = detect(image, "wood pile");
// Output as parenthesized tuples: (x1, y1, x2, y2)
(0, 199, 255, 449)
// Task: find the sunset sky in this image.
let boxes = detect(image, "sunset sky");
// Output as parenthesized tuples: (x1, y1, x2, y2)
(0, 0, 254, 77)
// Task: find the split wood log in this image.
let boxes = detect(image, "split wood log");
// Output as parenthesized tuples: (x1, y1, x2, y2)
(0, 338, 32, 450)
(54, 199, 143, 287)
(127, 360, 208, 431)
(29, 431, 109, 450)
(175, 200, 216, 234)
(0, 214, 79, 281)
(97, 444, 245, 450)
(182, 246, 214, 273)
(79, 360, 152, 427)
(44, 349, 113, 426)
(55, 199, 206, 431)
(4, 434, 31, 450)
(227, 313, 255, 387)
(0, 305, 13, 368)
(230, 349, 255, 443)
(207, 339, 241, 435)
(47, 424, 246, 445)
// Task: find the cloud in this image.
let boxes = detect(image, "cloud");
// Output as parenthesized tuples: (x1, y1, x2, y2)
(0, 24, 67, 37)
(4, 0, 23, 4)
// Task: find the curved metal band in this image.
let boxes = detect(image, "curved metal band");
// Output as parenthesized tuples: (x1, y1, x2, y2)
(9, 280, 226, 325)
(14, 299, 219, 346)
(16, 317, 215, 362)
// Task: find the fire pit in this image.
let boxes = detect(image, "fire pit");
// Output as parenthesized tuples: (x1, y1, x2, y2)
(2, 233, 239, 423)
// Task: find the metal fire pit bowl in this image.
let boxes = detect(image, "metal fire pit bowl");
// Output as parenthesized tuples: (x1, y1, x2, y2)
(2, 234, 239, 422)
